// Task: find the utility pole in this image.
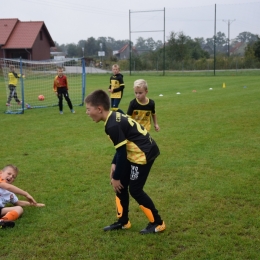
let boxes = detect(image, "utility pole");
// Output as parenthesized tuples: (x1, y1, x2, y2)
(223, 19, 235, 56)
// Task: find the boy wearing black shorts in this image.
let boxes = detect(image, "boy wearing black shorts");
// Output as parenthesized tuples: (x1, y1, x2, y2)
(85, 90, 165, 234)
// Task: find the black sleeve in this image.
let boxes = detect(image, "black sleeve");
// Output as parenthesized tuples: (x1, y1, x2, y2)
(111, 153, 117, 164)
(127, 100, 134, 116)
(112, 85, 125, 93)
(112, 145, 127, 180)
(13, 72, 20, 78)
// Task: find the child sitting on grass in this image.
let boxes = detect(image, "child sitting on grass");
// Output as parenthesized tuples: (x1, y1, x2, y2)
(0, 164, 45, 228)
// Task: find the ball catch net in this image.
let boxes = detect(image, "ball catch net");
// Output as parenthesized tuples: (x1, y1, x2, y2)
(0, 58, 86, 114)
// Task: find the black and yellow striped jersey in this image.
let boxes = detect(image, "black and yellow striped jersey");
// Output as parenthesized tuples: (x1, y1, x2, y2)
(105, 111, 160, 165)
(127, 98, 156, 132)
(109, 73, 125, 99)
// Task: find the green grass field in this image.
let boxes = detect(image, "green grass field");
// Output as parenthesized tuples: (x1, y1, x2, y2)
(0, 74, 259, 259)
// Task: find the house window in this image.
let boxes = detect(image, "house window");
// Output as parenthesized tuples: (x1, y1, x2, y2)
(40, 31, 43, 40)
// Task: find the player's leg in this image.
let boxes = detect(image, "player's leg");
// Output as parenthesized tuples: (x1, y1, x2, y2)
(0, 206, 23, 228)
(63, 90, 75, 113)
(57, 89, 63, 113)
(111, 98, 124, 114)
(103, 161, 131, 231)
(6, 85, 14, 105)
(63, 90, 72, 109)
(13, 88, 21, 104)
(129, 161, 165, 234)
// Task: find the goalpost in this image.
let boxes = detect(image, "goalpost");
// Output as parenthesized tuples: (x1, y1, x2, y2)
(0, 58, 86, 114)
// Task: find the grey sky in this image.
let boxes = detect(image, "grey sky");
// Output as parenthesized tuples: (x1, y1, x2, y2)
(1, 0, 259, 45)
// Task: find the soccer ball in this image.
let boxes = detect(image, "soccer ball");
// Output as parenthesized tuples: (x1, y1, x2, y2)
(38, 95, 44, 101)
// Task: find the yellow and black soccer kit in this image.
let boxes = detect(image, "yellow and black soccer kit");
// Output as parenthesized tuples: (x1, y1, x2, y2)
(108, 73, 125, 113)
(7, 72, 21, 104)
(105, 111, 163, 225)
(127, 98, 156, 132)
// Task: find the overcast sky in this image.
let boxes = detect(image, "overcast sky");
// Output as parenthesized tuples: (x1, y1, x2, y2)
(1, 0, 259, 45)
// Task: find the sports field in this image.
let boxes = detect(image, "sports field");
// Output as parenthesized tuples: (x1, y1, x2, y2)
(0, 73, 259, 259)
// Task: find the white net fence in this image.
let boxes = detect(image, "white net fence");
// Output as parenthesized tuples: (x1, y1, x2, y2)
(0, 58, 86, 114)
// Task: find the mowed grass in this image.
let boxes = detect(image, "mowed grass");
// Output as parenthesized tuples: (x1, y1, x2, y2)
(0, 73, 259, 259)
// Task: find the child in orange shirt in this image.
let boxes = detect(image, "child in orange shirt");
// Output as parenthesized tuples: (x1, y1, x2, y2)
(53, 67, 75, 114)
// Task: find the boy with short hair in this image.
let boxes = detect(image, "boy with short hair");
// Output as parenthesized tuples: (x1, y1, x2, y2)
(127, 79, 160, 132)
(108, 64, 125, 114)
(53, 67, 75, 114)
(85, 90, 165, 234)
(0, 164, 45, 228)
(6, 65, 24, 106)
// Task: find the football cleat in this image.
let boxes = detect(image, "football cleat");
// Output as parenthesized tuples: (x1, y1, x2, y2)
(140, 221, 165, 234)
(103, 221, 131, 231)
(0, 221, 15, 229)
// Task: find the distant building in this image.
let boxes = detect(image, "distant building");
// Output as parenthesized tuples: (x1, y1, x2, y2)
(0, 18, 55, 60)
(230, 42, 247, 56)
(114, 44, 138, 60)
(50, 47, 66, 59)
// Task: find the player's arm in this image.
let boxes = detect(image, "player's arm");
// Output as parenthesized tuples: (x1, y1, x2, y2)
(65, 76, 69, 90)
(112, 85, 125, 93)
(53, 76, 58, 92)
(126, 101, 134, 117)
(108, 79, 113, 92)
(13, 72, 20, 78)
(110, 153, 117, 180)
(111, 145, 127, 193)
(0, 182, 37, 204)
(152, 114, 160, 132)
(14, 201, 45, 207)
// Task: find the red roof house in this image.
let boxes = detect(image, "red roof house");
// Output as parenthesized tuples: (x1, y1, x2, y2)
(230, 42, 247, 56)
(114, 44, 138, 60)
(0, 18, 55, 60)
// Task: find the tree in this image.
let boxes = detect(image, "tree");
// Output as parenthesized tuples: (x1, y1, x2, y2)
(254, 38, 260, 61)
(245, 36, 260, 61)
(66, 43, 77, 57)
(85, 37, 98, 56)
(235, 32, 259, 43)
(135, 37, 149, 51)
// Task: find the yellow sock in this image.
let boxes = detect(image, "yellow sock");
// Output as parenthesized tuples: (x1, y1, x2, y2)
(116, 196, 123, 218)
(140, 205, 155, 223)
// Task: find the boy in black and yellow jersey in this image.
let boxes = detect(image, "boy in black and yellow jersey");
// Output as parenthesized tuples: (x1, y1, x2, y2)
(85, 90, 165, 234)
(108, 64, 125, 114)
(6, 65, 24, 106)
(127, 79, 160, 132)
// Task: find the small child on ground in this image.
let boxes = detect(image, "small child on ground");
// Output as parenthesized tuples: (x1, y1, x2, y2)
(6, 65, 25, 106)
(85, 90, 165, 234)
(127, 79, 160, 132)
(0, 164, 45, 228)
(108, 64, 125, 114)
(53, 67, 75, 114)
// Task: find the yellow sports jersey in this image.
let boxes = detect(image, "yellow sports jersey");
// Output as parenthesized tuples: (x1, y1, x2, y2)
(127, 98, 156, 132)
(109, 73, 125, 99)
(8, 72, 21, 86)
(105, 111, 159, 165)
